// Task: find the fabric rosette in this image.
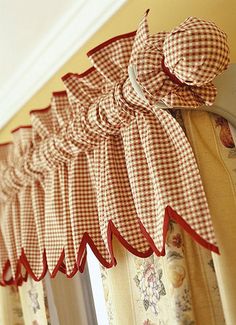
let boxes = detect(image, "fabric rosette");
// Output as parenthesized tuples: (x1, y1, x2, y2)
(131, 12, 229, 107)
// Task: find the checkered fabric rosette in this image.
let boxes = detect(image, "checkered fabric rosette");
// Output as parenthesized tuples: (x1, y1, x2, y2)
(131, 11, 229, 107)
(0, 11, 229, 285)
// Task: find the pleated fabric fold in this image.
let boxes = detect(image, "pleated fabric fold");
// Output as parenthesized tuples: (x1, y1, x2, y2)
(0, 12, 220, 285)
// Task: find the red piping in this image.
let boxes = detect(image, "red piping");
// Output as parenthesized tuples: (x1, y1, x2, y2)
(0, 142, 12, 147)
(87, 31, 136, 57)
(61, 67, 96, 81)
(52, 90, 67, 97)
(0, 205, 219, 286)
(30, 106, 51, 115)
(161, 57, 185, 86)
(166, 206, 219, 254)
(11, 125, 32, 133)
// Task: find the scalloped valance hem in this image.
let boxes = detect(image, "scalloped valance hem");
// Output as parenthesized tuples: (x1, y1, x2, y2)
(0, 206, 219, 286)
(0, 12, 221, 287)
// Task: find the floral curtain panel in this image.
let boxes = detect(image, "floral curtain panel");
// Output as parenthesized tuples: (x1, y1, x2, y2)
(101, 224, 225, 325)
(0, 277, 50, 325)
(18, 277, 51, 325)
(100, 108, 236, 325)
(182, 110, 236, 325)
(0, 11, 230, 286)
(0, 285, 24, 324)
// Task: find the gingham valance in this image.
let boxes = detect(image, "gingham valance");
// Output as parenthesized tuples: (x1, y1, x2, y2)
(0, 11, 229, 285)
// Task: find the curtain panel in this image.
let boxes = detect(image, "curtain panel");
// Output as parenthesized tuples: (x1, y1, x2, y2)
(0, 12, 229, 285)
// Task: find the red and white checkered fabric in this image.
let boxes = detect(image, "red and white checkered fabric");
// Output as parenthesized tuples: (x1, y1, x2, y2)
(0, 142, 15, 285)
(134, 12, 229, 107)
(0, 11, 228, 285)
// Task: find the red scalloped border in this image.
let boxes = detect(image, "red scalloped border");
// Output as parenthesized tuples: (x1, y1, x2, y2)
(0, 19, 219, 286)
(0, 205, 219, 286)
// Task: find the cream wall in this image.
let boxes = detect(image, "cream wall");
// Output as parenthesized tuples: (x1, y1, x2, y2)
(1, 0, 235, 142)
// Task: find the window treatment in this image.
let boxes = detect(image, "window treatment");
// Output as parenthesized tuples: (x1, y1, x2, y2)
(182, 110, 236, 325)
(100, 226, 225, 325)
(99, 109, 236, 325)
(0, 11, 229, 286)
(0, 277, 50, 324)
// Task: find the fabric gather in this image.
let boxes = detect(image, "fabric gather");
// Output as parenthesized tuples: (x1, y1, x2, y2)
(0, 11, 228, 286)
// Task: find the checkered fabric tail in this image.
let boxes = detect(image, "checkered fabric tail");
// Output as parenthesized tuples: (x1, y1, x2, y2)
(0, 10, 228, 285)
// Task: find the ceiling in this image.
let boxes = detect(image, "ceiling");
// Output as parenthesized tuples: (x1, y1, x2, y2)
(0, 0, 126, 129)
(0, 0, 79, 86)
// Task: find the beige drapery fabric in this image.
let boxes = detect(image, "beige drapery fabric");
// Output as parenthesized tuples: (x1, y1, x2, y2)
(182, 110, 236, 325)
(0, 9, 234, 325)
(100, 109, 236, 325)
(101, 228, 225, 325)
(0, 278, 50, 325)
(0, 285, 24, 324)
(0, 13, 222, 285)
(18, 277, 51, 325)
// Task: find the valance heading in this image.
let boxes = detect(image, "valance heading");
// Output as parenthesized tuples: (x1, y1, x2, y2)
(0, 11, 229, 285)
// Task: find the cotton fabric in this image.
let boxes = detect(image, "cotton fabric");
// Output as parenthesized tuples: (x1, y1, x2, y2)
(182, 109, 236, 325)
(0, 11, 228, 284)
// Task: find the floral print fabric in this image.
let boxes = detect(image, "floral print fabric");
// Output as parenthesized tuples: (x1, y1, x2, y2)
(100, 219, 224, 325)
(0, 285, 24, 325)
(18, 277, 51, 325)
(132, 220, 196, 324)
(100, 109, 226, 325)
(0, 276, 50, 325)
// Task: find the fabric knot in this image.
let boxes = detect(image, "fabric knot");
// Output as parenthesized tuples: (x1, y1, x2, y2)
(163, 17, 230, 86)
(29, 133, 78, 172)
(0, 149, 41, 200)
(27, 80, 138, 171)
(129, 12, 230, 108)
(161, 57, 185, 86)
(0, 166, 22, 199)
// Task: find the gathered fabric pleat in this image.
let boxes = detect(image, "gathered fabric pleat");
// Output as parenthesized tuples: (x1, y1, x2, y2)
(0, 14, 219, 285)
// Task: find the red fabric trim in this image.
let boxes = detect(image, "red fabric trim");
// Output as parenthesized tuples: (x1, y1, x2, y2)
(61, 67, 96, 81)
(61, 72, 74, 81)
(62, 30, 137, 83)
(0, 21, 219, 285)
(108, 220, 153, 259)
(0, 142, 12, 147)
(0, 205, 219, 286)
(30, 106, 51, 115)
(166, 206, 219, 254)
(87, 31, 137, 57)
(11, 125, 32, 133)
(161, 58, 185, 86)
(77, 232, 114, 270)
(52, 90, 68, 97)
(20, 248, 47, 281)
